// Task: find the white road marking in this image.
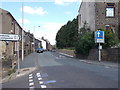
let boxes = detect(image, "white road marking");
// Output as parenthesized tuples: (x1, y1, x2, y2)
(29, 76, 33, 79)
(41, 85, 47, 88)
(29, 74, 33, 77)
(29, 79, 33, 82)
(38, 77, 42, 81)
(29, 82, 34, 86)
(39, 81, 44, 84)
(105, 66, 109, 68)
(36, 73, 41, 77)
(36, 73, 41, 75)
(30, 86, 34, 88)
(37, 74, 41, 77)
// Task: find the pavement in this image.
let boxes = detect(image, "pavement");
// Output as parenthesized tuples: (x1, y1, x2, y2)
(2, 53, 37, 84)
(58, 52, 119, 68)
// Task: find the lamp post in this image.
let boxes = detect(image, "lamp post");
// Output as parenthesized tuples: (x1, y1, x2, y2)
(22, 1, 24, 61)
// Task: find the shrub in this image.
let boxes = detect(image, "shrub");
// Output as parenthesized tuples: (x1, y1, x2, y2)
(98, 29, 119, 48)
(75, 32, 95, 55)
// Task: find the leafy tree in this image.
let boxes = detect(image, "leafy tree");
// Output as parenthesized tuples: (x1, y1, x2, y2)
(56, 17, 78, 48)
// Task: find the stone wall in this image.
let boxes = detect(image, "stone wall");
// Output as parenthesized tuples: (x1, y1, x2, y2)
(88, 48, 119, 62)
(58, 48, 119, 62)
(106, 48, 120, 62)
(57, 49, 75, 57)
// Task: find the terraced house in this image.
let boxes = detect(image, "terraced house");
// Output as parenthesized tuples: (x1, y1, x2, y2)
(0, 8, 42, 71)
(78, 0, 120, 39)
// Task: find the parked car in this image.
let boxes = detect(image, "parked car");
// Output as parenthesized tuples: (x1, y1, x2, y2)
(36, 48, 44, 53)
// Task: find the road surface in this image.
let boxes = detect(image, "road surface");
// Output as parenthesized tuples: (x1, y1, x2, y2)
(2, 51, 118, 89)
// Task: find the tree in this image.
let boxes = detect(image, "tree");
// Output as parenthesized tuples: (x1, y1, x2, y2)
(75, 32, 95, 55)
(56, 17, 78, 48)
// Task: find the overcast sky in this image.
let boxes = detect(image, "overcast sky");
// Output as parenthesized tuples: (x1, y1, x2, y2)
(1, 0, 81, 48)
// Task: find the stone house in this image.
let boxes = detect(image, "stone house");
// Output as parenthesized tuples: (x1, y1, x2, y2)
(0, 8, 22, 59)
(0, 8, 23, 68)
(78, 1, 120, 39)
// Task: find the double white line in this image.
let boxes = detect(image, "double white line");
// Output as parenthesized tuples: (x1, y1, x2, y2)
(36, 72, 47, 88)
(29, 74, 34, 88)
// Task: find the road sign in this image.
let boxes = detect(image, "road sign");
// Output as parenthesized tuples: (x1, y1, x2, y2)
(95, 31, 104, 43)
(0, 34, 21, 41)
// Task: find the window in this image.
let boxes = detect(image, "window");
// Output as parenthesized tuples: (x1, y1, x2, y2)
(106, 3, 115, 17)
(106, 7, 114, 17)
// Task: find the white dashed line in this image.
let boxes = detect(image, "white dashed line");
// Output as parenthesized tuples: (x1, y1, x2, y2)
(29, 76, 33, 79)
(41, 85, 47, 88)
(36, 73, 41, 77)
(29, 79, 33, 82)
(29, 82, 34, 86)
(29, 74, 33, 77)
(39, 81, 44, 84)
(36, 73, 41, 75)
(37, 74, 41, 77)
(30, 86, 34, 88)
(38, 77, 42, 81)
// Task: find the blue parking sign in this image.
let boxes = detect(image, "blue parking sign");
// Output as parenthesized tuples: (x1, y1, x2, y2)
(95, 31, 105, 43)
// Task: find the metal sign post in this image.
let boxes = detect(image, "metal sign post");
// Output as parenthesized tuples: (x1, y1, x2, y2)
(95, 31, 105, 62)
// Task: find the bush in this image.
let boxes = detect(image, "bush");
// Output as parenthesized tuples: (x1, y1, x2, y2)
(75, 28, 119, 55)
(75, 32, 95, 55)
(98, 29, 119, 48)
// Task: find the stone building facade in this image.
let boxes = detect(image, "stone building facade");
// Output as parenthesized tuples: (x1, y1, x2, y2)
(78, 1, 120, 39)
(0, 8, 22, 59)
(0, 8, 42, 69)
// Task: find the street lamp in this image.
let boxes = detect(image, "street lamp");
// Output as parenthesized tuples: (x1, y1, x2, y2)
(22, 1, 24, 61)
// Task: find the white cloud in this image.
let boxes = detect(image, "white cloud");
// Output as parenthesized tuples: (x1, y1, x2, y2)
(35, 22, 64, 45)
(54, 0, 81, 5)
(65, 11, 71, 15)
(18, 18, 30, 24)
(42, 22, 63, 31)
(21, 6, 48, 15)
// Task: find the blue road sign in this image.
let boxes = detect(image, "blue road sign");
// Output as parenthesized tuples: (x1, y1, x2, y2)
(96, 31, 104, 39)
(95, 31, 104, 43)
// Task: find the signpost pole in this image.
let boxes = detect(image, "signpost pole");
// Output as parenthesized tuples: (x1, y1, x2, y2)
(17, 41, 20, 74)
(98, 43, 101, 62)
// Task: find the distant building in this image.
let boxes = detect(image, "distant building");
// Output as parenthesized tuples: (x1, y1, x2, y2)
(35, 38, 42, 49)
(78, 1, 120, 39)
